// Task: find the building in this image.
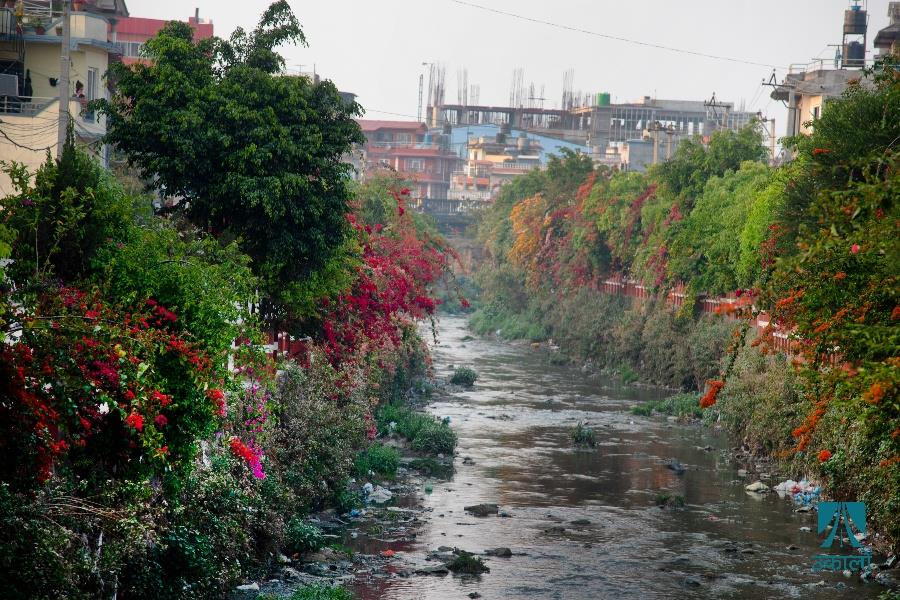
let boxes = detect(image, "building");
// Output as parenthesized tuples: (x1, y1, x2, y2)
(770, 3, 873, 139)
(448, 125, 542, 205)
(874, 2, 900, 57)
(0, 0, 128, 195)
(771, 67, 861, 137)
(428, 94, 756, 151)
(114, 8, 213, 66)
(355, 119, 459, 201)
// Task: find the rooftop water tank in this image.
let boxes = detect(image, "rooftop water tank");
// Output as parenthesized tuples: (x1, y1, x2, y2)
(843, 41, 865, 67)
(598, 92, 611, 107)
(844, 6, 867, 35)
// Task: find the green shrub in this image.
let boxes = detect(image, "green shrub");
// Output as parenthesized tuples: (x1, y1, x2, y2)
(353, 443, 400, 479)
(284, 519, 325, 555)
(331, 484, 363, 513)
(631, 393, 702, 420)
(259, 584, 354, 600)
(618, 364, 639, 384)
(450, 366, 478, 386)
(410, 422, 458, 455)
(271, 364, 368, 513)
(571, 422, 596, 447)
(447, 551, 490, 574)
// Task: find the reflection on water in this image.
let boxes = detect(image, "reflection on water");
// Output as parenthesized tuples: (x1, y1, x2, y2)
(349, 316, 875, 599)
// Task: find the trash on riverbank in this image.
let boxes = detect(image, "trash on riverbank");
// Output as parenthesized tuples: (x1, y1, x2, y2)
(774, 479, 821, 506)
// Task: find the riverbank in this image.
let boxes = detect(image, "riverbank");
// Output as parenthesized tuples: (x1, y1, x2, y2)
(325, 316, 893, 598)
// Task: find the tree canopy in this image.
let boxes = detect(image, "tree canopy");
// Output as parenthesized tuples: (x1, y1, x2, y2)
(97, 1, 363, 323)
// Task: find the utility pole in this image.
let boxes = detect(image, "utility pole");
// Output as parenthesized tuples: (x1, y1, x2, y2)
(56, 0, 71, 158)
(417, 73, 424, 123)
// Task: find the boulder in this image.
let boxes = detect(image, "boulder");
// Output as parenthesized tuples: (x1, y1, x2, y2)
(485, 547, 513, 557)
(235, 583, 260, 591)
(464, 503, 499, 517)
(415, 564, 450, 575)
(745, 481, 770, 493)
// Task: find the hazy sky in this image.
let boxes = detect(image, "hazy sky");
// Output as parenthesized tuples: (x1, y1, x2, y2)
(126, 0, 891, 138)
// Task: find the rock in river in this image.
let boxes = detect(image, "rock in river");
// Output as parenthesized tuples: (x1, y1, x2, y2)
(486, 547, 513, 557)
(464, 503, 499, 517)
(745, 481, 770, 493)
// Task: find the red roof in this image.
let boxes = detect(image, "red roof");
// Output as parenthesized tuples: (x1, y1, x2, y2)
(115, 16, 214, 41)
(357, 119, 425, 133)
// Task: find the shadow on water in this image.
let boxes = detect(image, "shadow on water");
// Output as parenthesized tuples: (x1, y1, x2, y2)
(348, 315, 879, 600)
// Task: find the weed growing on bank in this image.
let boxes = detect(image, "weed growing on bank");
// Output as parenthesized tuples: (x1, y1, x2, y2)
(376, 404, 457, 455)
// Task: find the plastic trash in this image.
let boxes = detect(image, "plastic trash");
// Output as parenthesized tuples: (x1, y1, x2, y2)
(367, 485, 393, 503)
(362, 482, 374, 495)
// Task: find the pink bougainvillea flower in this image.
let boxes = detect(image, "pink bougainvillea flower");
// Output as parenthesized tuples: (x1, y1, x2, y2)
(154, 414, 168, 427)
(850, 244, 860, 254)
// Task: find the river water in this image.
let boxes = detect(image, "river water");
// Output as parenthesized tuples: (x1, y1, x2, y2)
(350, 315, 876, 599)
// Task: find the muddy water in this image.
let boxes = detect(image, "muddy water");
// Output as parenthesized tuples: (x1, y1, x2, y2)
(350, 315, 875, 599)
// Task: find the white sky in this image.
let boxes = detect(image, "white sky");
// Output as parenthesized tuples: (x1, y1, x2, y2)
(125, 0, 892, 138)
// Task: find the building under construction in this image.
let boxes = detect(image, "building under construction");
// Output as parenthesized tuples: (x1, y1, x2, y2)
(426, 75, 757, 156)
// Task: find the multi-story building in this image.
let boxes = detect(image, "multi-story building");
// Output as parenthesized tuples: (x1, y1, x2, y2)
(449, 126, 541, 205)
(355, 119, 459, 201)
(771, 3, 874, 139)
(874, 2, 900, 58)
(0, 0, 128, 194)
(115, 9, 213, 66)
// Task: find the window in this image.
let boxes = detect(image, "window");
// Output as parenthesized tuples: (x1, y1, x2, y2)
(396, 133, 412, 144)
(122, 41, 144, 57)
(83, 67, 98, 122)
(405, 159, 425, 172)
(812, 106, 820, 120)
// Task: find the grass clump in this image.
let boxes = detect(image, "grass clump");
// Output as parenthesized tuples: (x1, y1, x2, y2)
(571, 422, 596, 448)
(353, 443, 400, 479)
(655, 493, 685, 509)
(618, 364, 639, 384)
(259, 584, 354, 600)
(447, 551, 490, 574)
(284, 518, 325, 555)
(450, 366, 478, 386)
(630, 393, 702, 420)
(376, 404, 457, 455)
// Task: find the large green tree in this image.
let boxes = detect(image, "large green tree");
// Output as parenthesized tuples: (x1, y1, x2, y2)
(97, 1, 363, 324)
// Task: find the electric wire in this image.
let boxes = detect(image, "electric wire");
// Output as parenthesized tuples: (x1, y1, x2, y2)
(449, 0, 788, 71)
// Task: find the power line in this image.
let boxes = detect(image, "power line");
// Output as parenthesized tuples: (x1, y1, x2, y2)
(449, 0, 787, 71)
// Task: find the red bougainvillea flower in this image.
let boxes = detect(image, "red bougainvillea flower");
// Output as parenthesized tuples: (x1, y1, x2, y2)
(850, 244, 860, 254)
(207, 388, 226, 416)
(700, 379, 725, 408)
(124, 412, 143, 432)
(818, 449, 833, 463)
(151, 390, 171, 406)
(154, 414, 168, 427)
(812, 148, 831, 155)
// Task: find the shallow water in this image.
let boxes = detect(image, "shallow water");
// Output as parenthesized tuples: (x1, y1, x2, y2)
(349, 315, 875, 599)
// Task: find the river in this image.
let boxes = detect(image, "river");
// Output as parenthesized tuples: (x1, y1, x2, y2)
(348, 315, 876, 599)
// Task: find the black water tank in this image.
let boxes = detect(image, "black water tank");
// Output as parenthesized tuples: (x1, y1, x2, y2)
(843, 7, 867, 35)
(843, 41, 865, 67)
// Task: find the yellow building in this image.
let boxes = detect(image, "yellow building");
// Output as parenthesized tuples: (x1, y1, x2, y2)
(0, 1, 128, 195)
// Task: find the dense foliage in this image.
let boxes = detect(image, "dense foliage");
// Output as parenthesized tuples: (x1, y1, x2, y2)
(96, 1, 364, 323)
(0, 3, 456, 597)
(472, 58, 899, 546)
